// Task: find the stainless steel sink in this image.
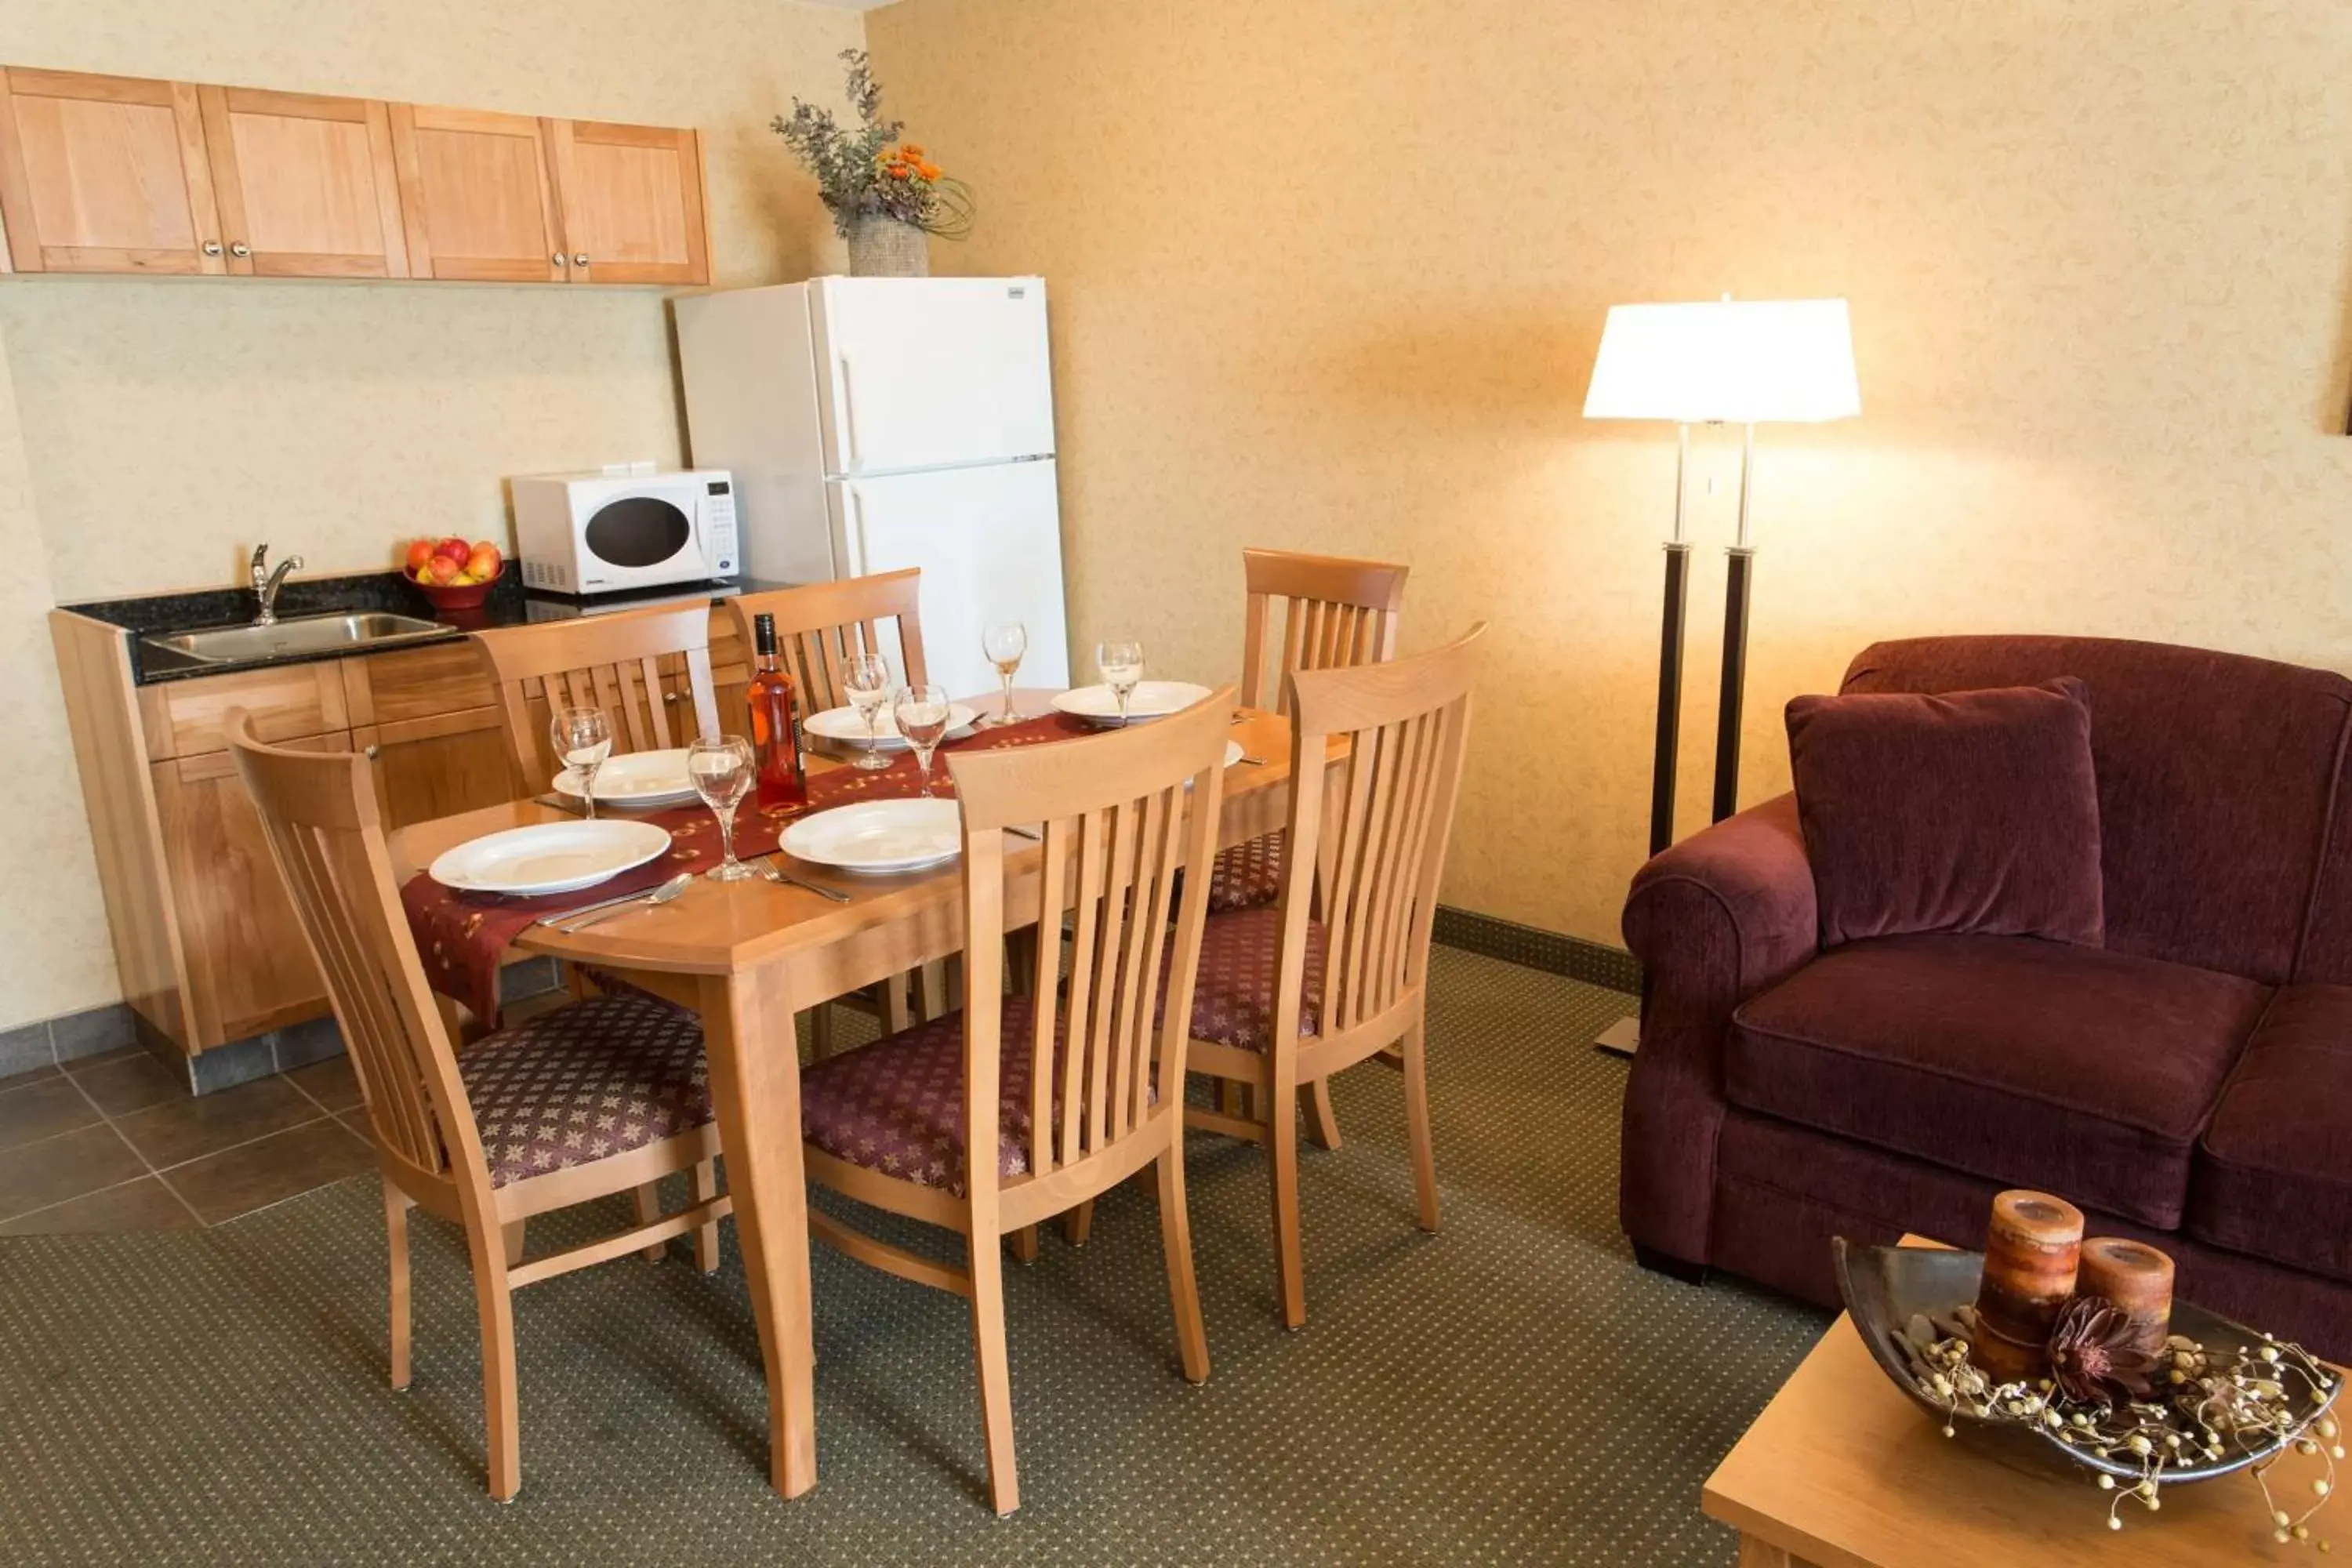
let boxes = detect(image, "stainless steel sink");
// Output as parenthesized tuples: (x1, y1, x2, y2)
(143, 612, 456, 666)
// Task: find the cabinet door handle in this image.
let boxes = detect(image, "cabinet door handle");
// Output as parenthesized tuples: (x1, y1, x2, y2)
(362, 744, 380, 760)
(229, 242, 251, 259)
(202, 241, 222, 256)
(572, 252, 589, 267)
(662, 690, 678, 703)
(553, 252, 567, 267)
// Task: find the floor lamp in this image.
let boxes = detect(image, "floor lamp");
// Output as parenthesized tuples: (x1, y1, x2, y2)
(1582, 297, 1860, 1055)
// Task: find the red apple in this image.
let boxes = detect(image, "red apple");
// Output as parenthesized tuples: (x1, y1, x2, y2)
(404, 538, 436, 574)
(466, 543, 503, 581)
(423, 554, 463, 585)
(434, 535, 470, 562)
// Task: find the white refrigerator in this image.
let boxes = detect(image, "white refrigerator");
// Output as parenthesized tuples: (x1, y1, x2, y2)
(673, 277, 1070, 698)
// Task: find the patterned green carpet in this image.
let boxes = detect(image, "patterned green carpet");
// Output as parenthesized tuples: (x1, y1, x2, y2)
(0, 949, 1828, 1566)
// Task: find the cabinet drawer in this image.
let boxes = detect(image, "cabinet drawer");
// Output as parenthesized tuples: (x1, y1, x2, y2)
(139, 661, 349, 760)
(345, 637, 495, 725)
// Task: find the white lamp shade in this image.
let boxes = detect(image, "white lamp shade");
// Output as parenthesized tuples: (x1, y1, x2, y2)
(1583, 297, 1860, 424)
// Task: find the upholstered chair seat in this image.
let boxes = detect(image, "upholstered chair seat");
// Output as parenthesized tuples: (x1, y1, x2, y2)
(459, 993, 714, 1189)
(800, 997, 1065, 1197)
(1185, 906, 1327, 1051)
(1207, 832, 1286, 913)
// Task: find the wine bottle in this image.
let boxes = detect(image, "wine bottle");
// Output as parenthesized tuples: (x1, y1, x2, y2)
(746, 612, 808, 811)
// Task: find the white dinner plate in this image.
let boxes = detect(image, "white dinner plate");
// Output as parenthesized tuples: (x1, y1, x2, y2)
(554, 747, 698, 808)
(1050, 681, 1215, 725)
(1183, 741, 1248, 790)
(429, 819, 673, 897)
(804, 703, 979, 751)
(780, 798, 963, 875)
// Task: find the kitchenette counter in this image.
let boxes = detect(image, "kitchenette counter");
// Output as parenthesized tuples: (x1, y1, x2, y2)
(62, 570, 794, 685)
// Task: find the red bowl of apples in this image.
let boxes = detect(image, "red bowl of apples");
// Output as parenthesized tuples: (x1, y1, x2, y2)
(403, 536, 507, 610)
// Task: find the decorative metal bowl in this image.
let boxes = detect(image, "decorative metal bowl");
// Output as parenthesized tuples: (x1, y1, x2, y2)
(1833, 1236, 2341, 1485)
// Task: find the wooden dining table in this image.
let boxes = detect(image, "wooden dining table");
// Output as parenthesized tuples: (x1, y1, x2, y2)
(387, 694, 1339, 1499)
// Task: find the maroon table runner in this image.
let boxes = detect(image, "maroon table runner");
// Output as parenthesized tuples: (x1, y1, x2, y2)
(401, 712, 1094, 1025)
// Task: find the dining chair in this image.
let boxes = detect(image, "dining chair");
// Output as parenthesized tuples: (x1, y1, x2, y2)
(723, 569, 936, 1041)
(722, 567, 929, 714)
(1183, 623, 1483, 1330)
(471, 602, 722, 793)
(795, 688, 1234, 1515)
(1217, 547, 1411, 1145)
(227, 711, 730, 1501)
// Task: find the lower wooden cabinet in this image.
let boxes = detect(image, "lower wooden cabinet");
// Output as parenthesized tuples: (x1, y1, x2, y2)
(151, 735, 346, 1048)
(56, 604, 742, 1062)
(358, 707, 512, 830)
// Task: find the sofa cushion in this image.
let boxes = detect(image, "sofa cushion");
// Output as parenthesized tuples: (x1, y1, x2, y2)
(2191, 984, 2352, 1283)
(1786, 679, 2103, 948)
(1728, 934, 2266, 1228)
(1841, 636, 2352, 984)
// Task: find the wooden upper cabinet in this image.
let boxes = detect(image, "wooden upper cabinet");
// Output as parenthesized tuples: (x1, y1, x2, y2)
(387, 103, 563, 282)
(544, 118, 707, 285)
(198, 86, 407, 278)
(0, 67, 227, 274)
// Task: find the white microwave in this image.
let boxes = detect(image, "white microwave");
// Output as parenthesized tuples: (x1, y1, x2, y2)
(510, 468, 739, 595)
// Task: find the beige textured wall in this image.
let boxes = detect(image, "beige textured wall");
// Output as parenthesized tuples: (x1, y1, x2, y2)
(0, 0, 866, 1028)
(867, 0, 2352, 948)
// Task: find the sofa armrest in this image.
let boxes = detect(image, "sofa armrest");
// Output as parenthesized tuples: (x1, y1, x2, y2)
(1617, 793, 1820, 1266)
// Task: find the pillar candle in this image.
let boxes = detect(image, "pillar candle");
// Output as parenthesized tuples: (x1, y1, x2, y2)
(2079, 1237, 2175, 1355)
(1973, 1190, 2085, 1366)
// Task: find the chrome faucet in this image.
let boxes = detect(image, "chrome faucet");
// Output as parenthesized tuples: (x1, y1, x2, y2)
(250, 544, 303, 627)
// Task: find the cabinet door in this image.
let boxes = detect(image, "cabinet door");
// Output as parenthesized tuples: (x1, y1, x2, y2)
(0, 67, 227, 275)
(154, 735, 344, 1050)
(357, 708, 513, 830)
(387, 103, 563, 282)
(544, 118, 707, 285)
(198, 86, 408, 278)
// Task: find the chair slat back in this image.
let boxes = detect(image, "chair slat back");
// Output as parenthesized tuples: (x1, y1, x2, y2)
(724, 569, 928, 715)
(471, 604, 720, 790)
(1240, 548, 1410, 714)
(1277, 625, 1483, 1036)
(947, 690, 1232, 1196)
(227, 713, 491, 1196)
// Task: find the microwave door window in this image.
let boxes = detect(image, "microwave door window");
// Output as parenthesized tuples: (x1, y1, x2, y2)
(584, 496, 692, 568)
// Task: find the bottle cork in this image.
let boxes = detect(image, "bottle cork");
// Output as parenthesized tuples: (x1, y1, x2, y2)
(2078, 1237, 2175, 1356)
(1974, 1190, 2084, 1363)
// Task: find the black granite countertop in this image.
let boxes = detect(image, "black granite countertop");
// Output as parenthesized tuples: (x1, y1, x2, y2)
(62, 570, 797, 685)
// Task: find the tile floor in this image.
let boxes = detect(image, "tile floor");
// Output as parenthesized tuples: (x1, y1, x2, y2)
(0, 1047, 373, 1233)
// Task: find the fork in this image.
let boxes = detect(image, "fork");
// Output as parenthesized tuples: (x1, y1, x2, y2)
(757, 855, 851, 903)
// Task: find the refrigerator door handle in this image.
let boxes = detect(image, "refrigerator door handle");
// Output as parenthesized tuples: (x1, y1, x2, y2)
(837, 355, 862, 474)
(846, 482, 869, 575)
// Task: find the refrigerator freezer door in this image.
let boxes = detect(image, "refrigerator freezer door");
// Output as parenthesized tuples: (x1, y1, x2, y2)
(815, 278, 1056, 476)
(829, 460, 1071, 699)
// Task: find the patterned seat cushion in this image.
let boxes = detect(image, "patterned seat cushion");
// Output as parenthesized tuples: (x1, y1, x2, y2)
(460, 993, 713, 1189)
(800, 997, 1065, 1196)
(1207, 831, 1285, 913)
(1185, 906, 1327, 1051)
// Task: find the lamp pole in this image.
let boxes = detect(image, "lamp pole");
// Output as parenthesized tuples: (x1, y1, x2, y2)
(1712, 421, 1756, 822)
(1650, 423, 1694, 855)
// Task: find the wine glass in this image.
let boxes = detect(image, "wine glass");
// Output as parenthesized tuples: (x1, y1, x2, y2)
(1095, 639, 1145, 727)
(843, 654, 893, 772)
(892, 684, 953, 797)
(549, 706, 613, 819)
(686, 735, 757, 882)
(978, 622, 1027, 728)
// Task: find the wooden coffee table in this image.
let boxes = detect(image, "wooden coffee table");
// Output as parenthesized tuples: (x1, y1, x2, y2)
(1704, 1237, 2336, 1566)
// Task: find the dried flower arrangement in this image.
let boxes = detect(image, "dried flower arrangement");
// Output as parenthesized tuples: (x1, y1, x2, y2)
(772, 50, 975, 243)
(1901, 1298, 2341, 1545)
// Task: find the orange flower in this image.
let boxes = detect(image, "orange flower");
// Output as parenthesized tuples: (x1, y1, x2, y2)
(918, 162, 942, 180)
(900, 141, 925, 158)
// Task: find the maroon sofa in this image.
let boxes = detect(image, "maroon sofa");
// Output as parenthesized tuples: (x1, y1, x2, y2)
(1620, 634, 2352, 1362)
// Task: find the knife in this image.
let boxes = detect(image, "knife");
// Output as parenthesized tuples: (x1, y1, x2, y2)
(534, 879, 667, 926)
